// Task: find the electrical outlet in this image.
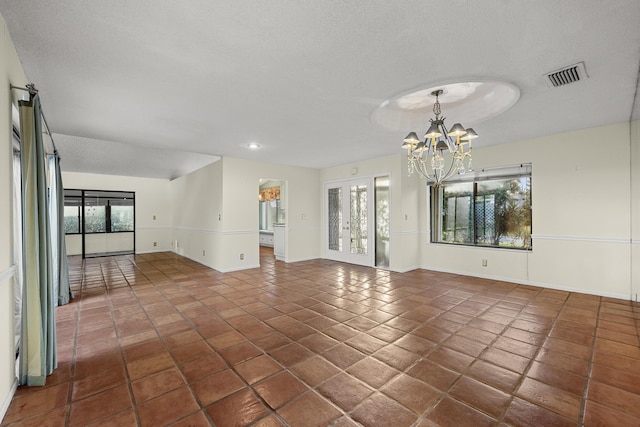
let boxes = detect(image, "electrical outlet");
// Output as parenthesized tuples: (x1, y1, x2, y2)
(240, 253, 244, 260)
(153, 241, 157, 247)
(153, 215, 156, 220)
(482, 259, 488, 267)
(203, 250, 206, 256)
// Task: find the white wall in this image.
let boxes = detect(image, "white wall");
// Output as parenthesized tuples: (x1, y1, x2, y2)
(222, 157, 321, 270)
(170, 157, 321, 272)
(62, 172, 173, 254)
(171, 160, 225, 268)
(631, 82, 640, 301)
(421, 122, 634, 300)
(0, 13, 27, 420)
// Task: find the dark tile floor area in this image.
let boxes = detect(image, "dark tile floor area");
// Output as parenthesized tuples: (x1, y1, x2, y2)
(3, 247, 640, 426)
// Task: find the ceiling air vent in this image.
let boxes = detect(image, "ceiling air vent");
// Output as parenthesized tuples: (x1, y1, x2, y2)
(544, 61, 588, 88)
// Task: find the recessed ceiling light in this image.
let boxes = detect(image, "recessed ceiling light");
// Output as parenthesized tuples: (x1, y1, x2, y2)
(246, 142, 261, 150)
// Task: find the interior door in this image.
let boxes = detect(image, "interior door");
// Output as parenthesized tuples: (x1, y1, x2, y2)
(324, 178, 374, 266)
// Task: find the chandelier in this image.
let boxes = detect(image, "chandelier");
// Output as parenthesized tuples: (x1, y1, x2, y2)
(401, 89, 478, 187)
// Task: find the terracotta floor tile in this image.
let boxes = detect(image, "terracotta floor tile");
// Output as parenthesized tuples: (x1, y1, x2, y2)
(407, 359, 459, 392)
(583, 399, 640, 427)
(347, 357, 400, 388)
(291, 355, 340, 386)
(251, 332, 292, 351)
(298, 332, 339, 353)
(163, 329, 203, 349)
(427, 346, 475, 373)
(443, 334, 488, 357)
(122, 339, 165, 363)
(526, 361, 585, 396)
(3, 383, 69, 424)
(493, 335, 538, 358)
(253, 371, 309, 409)
(590, 362, 640, 394)
(413, 324, 452, 343)
(278, 391, 342, 427)
(72, 365, 126, 401)
(449, 376, 511, 418)
(481, 347, 530, 374)
(323, 324, 360, 341)
(465, 359, 522, 393)
(346, 333, 387, 354)
(269, 342, 313, 367)
(382, 374, 441, 414)
(317, 373, 374, 411)
(535, 347, 590, 376)
(166, 410, 211, 426)
(252, 414, 286, 427)
(280, 323, 316, 340)
(235, 354, 283, 384)
(587, 380, 640, 418)
(503, 397, 575, 427)
(426, 396, 496, 427)
(84, 408, 137, 426)
(207, 330, 246, 350)
(131, 367, 186, 403)
(68, 384, 132, 426)
(206, 388, 269, 427)
(170, 340, 215, 365)
(218, 341, 262, 365)
(516, 377, 581, 420)
(127, 352, 175, 380)
(1, 405, 67, 427)
(322, 343, 366, 369)
(373, 344, 421, 371)
(9, 251, 640, 427)
(137, 386, 200, 427)
(74, 352, 125, 380)
(191, 369, 246, 406)
(179, 352, 227, 383)
(344, 315, 379, 331)
(351, 393, 417, 427)
(548, 324, 594, 347)
(394, 334, 437, 355)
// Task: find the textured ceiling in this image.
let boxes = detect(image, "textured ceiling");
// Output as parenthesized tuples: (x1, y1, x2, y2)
(1, 1, 639, 179)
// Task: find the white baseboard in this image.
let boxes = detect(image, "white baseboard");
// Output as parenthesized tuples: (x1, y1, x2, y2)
(0, 377, 18, 422)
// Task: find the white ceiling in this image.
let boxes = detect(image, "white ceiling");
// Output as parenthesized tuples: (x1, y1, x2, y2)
(2, 1, 639, 179)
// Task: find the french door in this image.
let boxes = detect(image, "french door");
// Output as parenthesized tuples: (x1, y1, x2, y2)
(324, 178, 374, 266)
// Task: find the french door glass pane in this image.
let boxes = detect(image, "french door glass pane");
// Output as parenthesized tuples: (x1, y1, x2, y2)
(328, 187, 342, 251)
(350, 184, 367, 255)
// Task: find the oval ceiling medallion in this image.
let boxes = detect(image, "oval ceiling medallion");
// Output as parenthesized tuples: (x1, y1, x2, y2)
(372, 80, 520, 132)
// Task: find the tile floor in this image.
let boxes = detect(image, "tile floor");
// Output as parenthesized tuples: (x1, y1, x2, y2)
(3, 247, 640, 426)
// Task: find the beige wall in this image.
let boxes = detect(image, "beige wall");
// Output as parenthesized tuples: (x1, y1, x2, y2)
(422, 122, 634, 299)
(170, 157, 320, 272)
(62, 172, 173, 255)
(631, 80, 640, 301)
(0, 14, 28, 420)
(315, 120, 638, 300)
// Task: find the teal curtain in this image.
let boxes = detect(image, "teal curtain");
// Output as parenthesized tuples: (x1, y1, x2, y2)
(53, 154, 72, 306)
(18, 94, 57, 386)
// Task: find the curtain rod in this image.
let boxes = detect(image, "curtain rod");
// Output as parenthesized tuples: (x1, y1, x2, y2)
(10, 83, 59, 155)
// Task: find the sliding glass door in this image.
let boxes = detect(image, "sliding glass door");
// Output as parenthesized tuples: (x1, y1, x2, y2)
(64, 189, 135, 257)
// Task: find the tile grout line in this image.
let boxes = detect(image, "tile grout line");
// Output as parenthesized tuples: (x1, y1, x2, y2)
(577, 295, 603, 426)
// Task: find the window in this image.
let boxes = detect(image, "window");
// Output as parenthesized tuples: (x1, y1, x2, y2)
(431, 165, 532, 250)
(64, 190, 135, 234)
